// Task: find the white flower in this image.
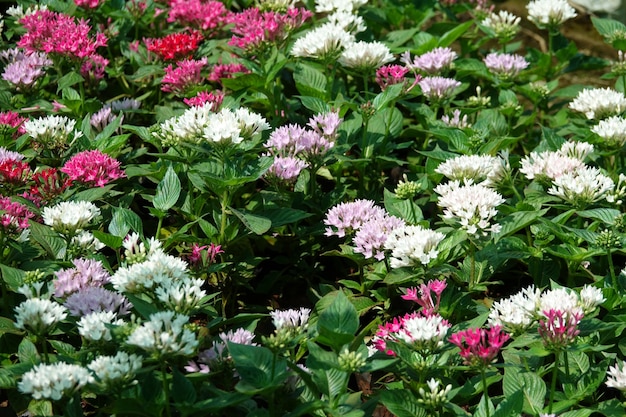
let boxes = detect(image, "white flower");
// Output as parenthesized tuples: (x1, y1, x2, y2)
(88, 351, 143, 390)
(234, 107, 271, 140)
(435, 154, 504, 186)
(18, 362, 94, 400)
(6, 4, 47, 18)
(481, 10, 521, 39)
(396, 314, 450, 351)
(607, 360, 626, 391)
(23, 115, 82, 151)
(270, 307, 311, 329)
(578, 285, 605, 314)
(123, 233, 162, 264)
(418, 378, 452, 408)
(78, 311, 124, 342)
(42, 201, 100, 236)
(110, 249, 189, 293)
(126, 311, 198, 357)
(383, 225, 446, 268)
(71, 231, 105, 253)
(527, 0, 577, 28)
(154, 104, 213, 146)
(569, 87, 626, 120)
(548, 166, 615, 206)
(155, 277, 207, 315)
(291, 23, 355, 60)
(14, 298, 67, 335)
(338, 40, 394, 71)
(434, 180, 505, 236)
(538, 288, 582, 317)
(488, 285, 541, 333)
(314, 0, 367, 13)
(326, 11, 366, 33)
(591, 115, 626, 148)
(558, 141, 594, 160)
(519, 142, 591, 182)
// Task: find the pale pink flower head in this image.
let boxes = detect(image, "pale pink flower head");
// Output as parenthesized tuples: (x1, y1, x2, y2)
(2, 52, 52, 89)
(75, 0, 104, 9)
(324, 199, 388, 238)
(0, 111, 27, 136)
(64, 286, 132, 317)
(54, 258, 111, 298)
(402, 47, 458, 74)
(419, 76, 461, 102)
(483, 52, 529, 79)
(307, 111, 342, 140)
(60, 149, 125, 187)
(80, 54, 109, 81)
(352, 214, 405, 261)
(449, 325, 510, 368)
(265, 156, 308, 184)
(208, 63, 250, 84)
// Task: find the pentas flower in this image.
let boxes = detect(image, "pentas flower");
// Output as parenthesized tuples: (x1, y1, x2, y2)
(547, 166, 615, 207)
(2, 51, 52, 90)
(0, 159, 31, 187)
(18, 10, 108, 59)
(441, 109, 471, 128)
(127, 311, 198, 358)
(488, 285, 541, 334)
(265, 156, 308, 184)
(449, 326, 510, 368)
(324, 199, 388, 238)
(75, 0, 103, 9)
(434, 180, 505, 236)
(145, 30, 203, 61)
(483, 52, 528, 79)
(326, 10, 366, 33)
(419, 76, 461, 102)
(29, 168, 72, 203)
(78, 311, 124, 343)
(578, 285, 605, 314)
(42, 200, 100, 236)
(402, 279, 447, 316)
(402, 47, 458, 75)
(352, 214, 405, 260)
(18, 362, 94, 401)
(308, 111, 342, 140)
(314, 0, 367, 13)
(374, 312, 451, 355)
(538, 308, 583, 351)
(0, 196, 34, 237)
(6, 4, 48, 19)
(606, 360, 626, 391)
(271, 307, 311, 329)
(111, 249, 189, 293)
(376, 64, 410, 90)
(60, 150, 125, 187)
(418, 378, 453, 410)
(154, 277, 207, 315)
(569, 87, 626, 120)
(383, 225, 445, 268)
(338, 40, 394, 72)
(23, 115, 82, 153)
(187, 242, 223, 267)
(183, 90, 224, 110)
(591, 115, 626, 148)
(185, 328, 256, 373)
(0, 110, 27, 136)
(481, 10, 521, 41)
(53, 258, 111, 298)
(527, 0, 577, 29)
(14, 298, 67, 336)
(226, 7, 312, 52)
(290, 23, 355, 61)
(64, 286, 132, 317)
(520, 151, 584, 182)
(436, 154, 505, 186)
(208, 63, 250, 83)
(88, 351, 143, 391)
(80, 53, 109, 81)
(161, 58, 207, 94)
(538, 287, 581, 317)
(166, 0, 228, 32)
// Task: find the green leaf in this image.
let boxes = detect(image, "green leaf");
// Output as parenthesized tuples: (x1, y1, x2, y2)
(230, 208, 272, 235)
(125, 294, 159, 319)
(109, 206, 143, 237)
(383, 268, 421, 285)
(0, 317, 21, 335)
(561, 410, 594, 417)
(72, 184, 115, 202)
(373, 83, 404, 111)
(294, 63, 327, 99)
(520, 371, 546, 415)
(383, 188, 423, 224)
(228, 343, 288, 394)
(28, 399, 53, 417)
(311, 367, 348, 400)
(172, 368, 197, 404)
(379, 389, 427, 417)
(591, 16, 626, 43)
(298, 96, 331, 113)
(91, 230, 124, 249)
(438, 21, 473, 47)
(306, 341, 339, 371)
(153, 165, 181, 212)
(496, 209, 549, 239)
(0, 264, 25, 291)
(28, 221, 65, 259)
(577, 208, 621, 225)
(492, 391, 523, 417)
(316, 291, 359, 350)
(49, 340, 76, 357)
(260, 208, 312, 227)
(94, 115, 123, 143)
(0, 368, 15, 389)
(56, 71, 85, 94)
(18, 338, 39, 364)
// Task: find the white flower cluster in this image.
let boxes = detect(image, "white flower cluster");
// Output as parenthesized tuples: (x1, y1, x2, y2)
(155, 105, 269, 147)
(519, 141, 592, 182)
(314, 0, 367, 13)
(591, 115, 626, 148)
(417, 378, 453, 409)
(270, 307, 311, 329)
(607, 360, 626, 391)
(383, 225, 446, 268)
(435, 154, 506, 186)
(154, 277, 207, 315)
(434, 180, 505, 236)
(18, 362, 94, 400)
(488, 285, 605, 334)
(481, 10, 521, 40)
(569, 87, 626, 120)
(547, 166, 615, 207)
(397, 314, 451, 350)
(88, 351, 143, 390)
(42, 201, 100, 237)
(122, 232, 162, 264)
(338, 40, 394, 71)
(526, 0, 577, 28)
(14, 298, 67, 335)
(23, 115, 83, 151)
(78, 311, 125, 343)
(126, 311, 198, 357)
(291, 23, 355, 61)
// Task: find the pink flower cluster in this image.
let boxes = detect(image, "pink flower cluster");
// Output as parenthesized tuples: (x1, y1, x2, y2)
(183, 91, 224, 110)
(18, 10, 108, 63)
(167, 0, 229, 32)
(376, 64, 410, 91)
(226, 7, 312, 51)
(60, 150, 125, 187)
(0, 111, 27, 136)
(402, 279, 447, 316)
(54, 258, 111, 298)
(373, 312, 451, 355)
(208, 63, 250, 84)
(161, 58, 207, 94)
(538, 308, 583, 351)
(75, 0, 104, 9)
(188, 243, 224, 267)
(0, 196, 34, 236)
(449, 326, 510, 367)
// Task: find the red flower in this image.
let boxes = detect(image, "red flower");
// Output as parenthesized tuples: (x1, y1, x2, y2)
(146, 31, 204, 61)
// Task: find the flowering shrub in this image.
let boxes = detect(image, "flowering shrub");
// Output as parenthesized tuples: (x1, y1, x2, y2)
(1, 0, 626, 416)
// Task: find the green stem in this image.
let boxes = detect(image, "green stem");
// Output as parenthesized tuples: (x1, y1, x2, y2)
(219, 190, 229, 244)
(548, 350, 561, 414)
(161, 361, 172, 417)
(469, 242, 476, 290)
(481, 368, 490, 417)
(155, 216, 164, 240)
(608, 248, 618, 291)
(40, 337, 50, 364)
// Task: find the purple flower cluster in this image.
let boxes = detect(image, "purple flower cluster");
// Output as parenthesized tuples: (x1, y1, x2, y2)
(64, 286, 132, 317)
(53, 258, 111, 298)
(1, 49, 52, 90)
(483, 52, 529, 79)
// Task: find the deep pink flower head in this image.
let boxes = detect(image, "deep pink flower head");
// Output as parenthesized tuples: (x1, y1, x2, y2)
(538, 308, 583, 351)
(75, 0, 104, 8)
(60, 150, 125, 187)
(376, 64, 409, 91)
(208, 63, 250, 84)
(0, 159, 31, 187)
(29, 168, 73, 204)
(0, 111, 27, 136)
(449, 325, 510, 367)
(18, 10, 108, 60)
(183, 90, 224, 110)
(0, 196, 34, 236)
(145, 31, 203, 61)
(161, 58, 207, 94)
(167, 0, 229, 32)
(81, 54, 109, 81)
(188, 243, 224, 267)
(402, 279, 447, 315)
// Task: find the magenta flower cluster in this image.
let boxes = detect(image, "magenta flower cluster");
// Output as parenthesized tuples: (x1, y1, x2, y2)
(161, 58, 208, 94)
(167, 0, 229, 32)
(449, 326, 510, 368)
(60, 150, 125, 188)
(538, 308, 583, 351)
(0, 196, 34, 236)
(402, 279, 447, 316)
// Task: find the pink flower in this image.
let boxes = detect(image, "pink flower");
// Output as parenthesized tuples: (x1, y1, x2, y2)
(60, 150, 125, 187)
(0, 196, 34, 236)
(401, 279, 447, 315)
(167, 0, 229, 32)
(161, 58, 207, 94)
(0, 111, 27, 136)
(80, 54, 109, 81)
(373, 312, 450, 355)
(75, 0, 103, 8)
(324, 200, 388, 238)
(183, 90, 224, 110)
(265, 156, 308, 184)
(449, 326, 510, 367)
(29, 168, 72, 204)
(538, 309, 583, 351)
(376, 64, 409, 90)
(208, 63, 250, 83)
(188, 243, 224, 267)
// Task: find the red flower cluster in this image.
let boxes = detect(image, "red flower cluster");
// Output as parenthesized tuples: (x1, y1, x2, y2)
(29, 168, 72, 204)
(146, 31, 204, 61)
(0, 160, 31, 187)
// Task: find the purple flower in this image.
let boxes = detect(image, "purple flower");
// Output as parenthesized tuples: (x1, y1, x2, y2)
(265, 156, 308, 183)
(419, 76, 461, 101)
(64, 286, 132, 317)
(2, 51, 52, 89)
(402, 47, 458, 74)
(307, 111, 342, 140)
(324, 200, 388, 238)
(353, 215, 405, 260)
(53, 258, 111, 298)
(483, 52, 529, 79)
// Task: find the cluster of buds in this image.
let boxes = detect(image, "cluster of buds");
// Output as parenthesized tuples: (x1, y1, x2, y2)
(263, 308, 311, 350)
(337, 349, 366, 373)
(417, 378, 452, 410)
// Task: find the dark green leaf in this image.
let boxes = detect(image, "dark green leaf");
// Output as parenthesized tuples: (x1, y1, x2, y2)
(153, 165, 181, 212)
(56, 71, 85, 93)
(379, 389, 427, 417)
(125, 294, 159, 319)
(228, 343, 288, 394)
(172, 368, 197, 404)
(230, 208, 272, 235)
(384, 188, 423, 224)
(18, 338, 39, 364)
(0, 264, 25, 291)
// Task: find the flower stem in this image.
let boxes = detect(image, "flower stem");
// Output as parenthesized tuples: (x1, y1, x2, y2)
(160, 361, 172, 417)
(481, 368, 490, 417)
(548, 350, 561, 414)
(608, 248, 619, 291)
